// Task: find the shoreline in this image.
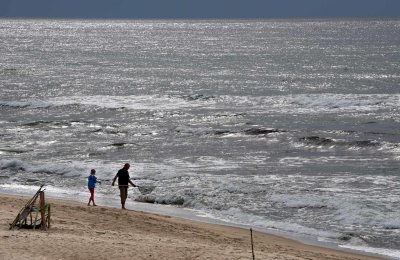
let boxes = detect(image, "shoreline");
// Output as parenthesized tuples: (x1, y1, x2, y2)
(0, 192, 385, 260)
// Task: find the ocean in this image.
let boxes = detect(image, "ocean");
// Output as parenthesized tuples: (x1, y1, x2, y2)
(0, 18, 399, 258)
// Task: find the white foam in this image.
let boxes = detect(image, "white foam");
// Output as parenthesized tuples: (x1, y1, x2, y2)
(0, 95, 210, 111)
(340, 245, 400, 259)
(207, 206, 341, 239)
(289, 93, 400, 114)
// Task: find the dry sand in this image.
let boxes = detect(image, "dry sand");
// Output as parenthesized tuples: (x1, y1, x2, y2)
(0, 193, 383, 260)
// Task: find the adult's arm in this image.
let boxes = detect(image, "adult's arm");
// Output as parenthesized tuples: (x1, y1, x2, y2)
(128, 179, 136, 187)
(111, 173, 118, 186)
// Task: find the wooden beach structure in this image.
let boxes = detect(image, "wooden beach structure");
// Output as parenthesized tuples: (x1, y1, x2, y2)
(9, 185, 51, 230)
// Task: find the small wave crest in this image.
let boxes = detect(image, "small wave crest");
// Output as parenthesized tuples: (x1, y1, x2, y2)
(0, 159, 27, 171)
(135, 194, 185, 205)
(0, 159, 85, 177)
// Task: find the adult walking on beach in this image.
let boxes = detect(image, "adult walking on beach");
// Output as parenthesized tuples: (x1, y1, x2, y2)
(112, 163, 137, 209)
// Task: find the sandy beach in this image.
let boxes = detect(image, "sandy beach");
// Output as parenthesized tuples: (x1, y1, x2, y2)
(0, 193, 383, 260)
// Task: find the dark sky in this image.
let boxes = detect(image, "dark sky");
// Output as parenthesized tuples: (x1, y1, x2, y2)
(0, 0, 399, 19)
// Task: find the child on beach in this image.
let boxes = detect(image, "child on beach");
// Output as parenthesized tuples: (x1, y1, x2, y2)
(87, 169, 101, 206)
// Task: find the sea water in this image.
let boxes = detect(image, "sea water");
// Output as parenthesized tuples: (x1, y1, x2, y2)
(0, 18, 399, 259)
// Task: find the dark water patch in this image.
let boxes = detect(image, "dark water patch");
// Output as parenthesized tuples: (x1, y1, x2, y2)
(135, 195, 185, 205)
(70, 120, 88, 123)
(138, 185, 156, 195)
(175, 127, 213, 135)
(0, 165, 25, 171)
(368, 131, 390, 135)
(136, 132, 155, 136)
(109, 143, 126, 147)
(109, 107, 127, 111)
(135, 195, 156, 204)
(339, 232, 365, 242)
(25, 178, 40, 183)
(181, 94, 215, 101)
(342, 130, 357, 134)
(349, 140, 380, 147)
(157, 196, 185, 205)
(299, 136, 335, 146)
(0, 162, 25, 171)
(23, 120, 73, 128)
(2, 68, 17, 74)
(104, 130, 124, 135)
(343, 129, 399, 137)
(243, 128, 281, 136)
(88, 128, 124, 135)
(384, 225, 400, 230)
(88, 151, 106, 157)
(175, 126, 283, 137)
(299, 136, 381, 148)
(214, 112, 246, 118)
(0, 103, 30, 109)
(90, 129, 103, 133)
(32, 169, 64, 175)
(286, 204, 327, 209)
(53, 121, 72, 127)
(23, 121, 53, 127)
(214, 130, 235, 135)
(108, 142, 138, 148)
(0, 149, 32, 154)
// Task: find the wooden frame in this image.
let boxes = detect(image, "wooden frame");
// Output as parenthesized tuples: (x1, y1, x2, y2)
(9, 186, 51, 230)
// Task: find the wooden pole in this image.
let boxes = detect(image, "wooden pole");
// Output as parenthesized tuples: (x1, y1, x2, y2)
(47, 204, 51, 229)
(250, 228, 255, 260)
(39, 191, 46, 231)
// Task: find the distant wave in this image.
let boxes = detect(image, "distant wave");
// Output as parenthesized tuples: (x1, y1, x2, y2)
(2, 94, 398, 117)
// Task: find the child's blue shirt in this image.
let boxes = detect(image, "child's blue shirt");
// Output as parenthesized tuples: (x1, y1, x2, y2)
(88, 175, 97, 189)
